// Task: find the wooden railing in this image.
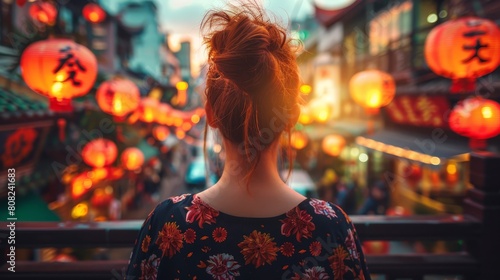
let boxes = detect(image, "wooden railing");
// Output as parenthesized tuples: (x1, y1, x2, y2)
(0, 152, 498, 280)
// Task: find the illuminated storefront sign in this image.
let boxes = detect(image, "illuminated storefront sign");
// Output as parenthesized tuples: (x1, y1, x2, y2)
(384, 96, 450, 127)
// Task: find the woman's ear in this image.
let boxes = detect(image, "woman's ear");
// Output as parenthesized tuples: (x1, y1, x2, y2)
(205, 102, 217, 128)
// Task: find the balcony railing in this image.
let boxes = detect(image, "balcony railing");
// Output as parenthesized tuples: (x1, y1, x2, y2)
(1, 152, 498, 280)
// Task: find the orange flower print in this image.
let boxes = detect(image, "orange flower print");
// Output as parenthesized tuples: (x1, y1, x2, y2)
(171, 193, 190, 203)
(309, 241, 322, 256)
(291, 266, 329, 280)
(140, 254, 160, 280)
(184, 228, 196, 244)
(280, 242, 295, 257)
(212, 227, 227, 243)
(328, 246, 351, 280)
(309, 199, 337, 219)
(185, 195, 219, 228)
(206, 253, 241, 280)
(156, 222, 184, 258)
(280, 207, 315, 241)
(141, 235, 151, 252)
(238, 230, 279, 268)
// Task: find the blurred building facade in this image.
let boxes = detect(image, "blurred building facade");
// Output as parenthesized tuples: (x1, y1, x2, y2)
(297, 0, 500, 214)
(0, 0, 191, 223)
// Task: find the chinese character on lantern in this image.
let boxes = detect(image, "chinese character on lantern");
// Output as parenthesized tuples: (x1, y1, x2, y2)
(20, 39, 97, 112)
(425, 17, 500, 93)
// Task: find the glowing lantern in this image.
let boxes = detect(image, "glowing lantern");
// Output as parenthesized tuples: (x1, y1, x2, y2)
(309, 98, 333, 123)
(96, 79, 140, 120)
(449, 97, 500, 149)
(172, 81, 188, 107)
(322, 135, 346, 157)
(290, 131, 309, 150)
(298, 106, 313, 125)
(138, 98, 159, 123)
(90, 187, 114, 208)
(153, 126, 170, 141)
(155, 103, 172, 125)
(349, 70, 395, 113)
(71, 203, 88, 219)
(445, 161, 459, 186)
(29, 2, 57, 26)
(425, 17, 500, 93)
(71, 169, 108, 199)
(121, 147, 145, 171)
(81, 139, 118, 168)
(20, 38, 97, 112)
(83, 3, 106, 24)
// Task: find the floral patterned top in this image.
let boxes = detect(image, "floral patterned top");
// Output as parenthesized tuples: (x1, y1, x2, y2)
(126, 193, 370, 280)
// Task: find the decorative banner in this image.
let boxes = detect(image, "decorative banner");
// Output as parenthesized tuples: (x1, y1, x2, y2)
(0, 127, 42, 169)
(384, 96, 450, 127)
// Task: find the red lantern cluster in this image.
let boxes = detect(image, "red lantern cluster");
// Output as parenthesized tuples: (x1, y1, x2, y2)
(83, 3, 106, 23)
(20, 38, 98, 112)
(449, 97, 500, 149)
(29, 2, 57, 26)
(425, 17, 500, 93)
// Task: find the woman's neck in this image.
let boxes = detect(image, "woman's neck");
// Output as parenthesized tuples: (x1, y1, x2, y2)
(220, 140, 283, 190)
(197, 139, 306, 217)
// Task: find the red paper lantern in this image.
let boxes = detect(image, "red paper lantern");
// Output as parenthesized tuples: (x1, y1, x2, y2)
(155, 103, 172, 125)
(349, 70, 395, 113)
(83, 3, 106, 24)
(153, 126, 170, 141)
(449, 97, 500, 149)
(425, 17, 500, 93)
(71, 168, 109, 199)
(96, 79, 140, 119)
(81, 139, 118, 168)
(20, 38, 97, 111)
(322, 134, 346, 157)
(29, 2, 57, 26)
(121, 147, 145, 171)
(138, 98, 159, 123)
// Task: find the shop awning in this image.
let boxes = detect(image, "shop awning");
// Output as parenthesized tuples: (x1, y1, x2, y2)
(0, 192, 60, 221)
(302, 119, 370, 141)
(356, 129, 471, 165)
